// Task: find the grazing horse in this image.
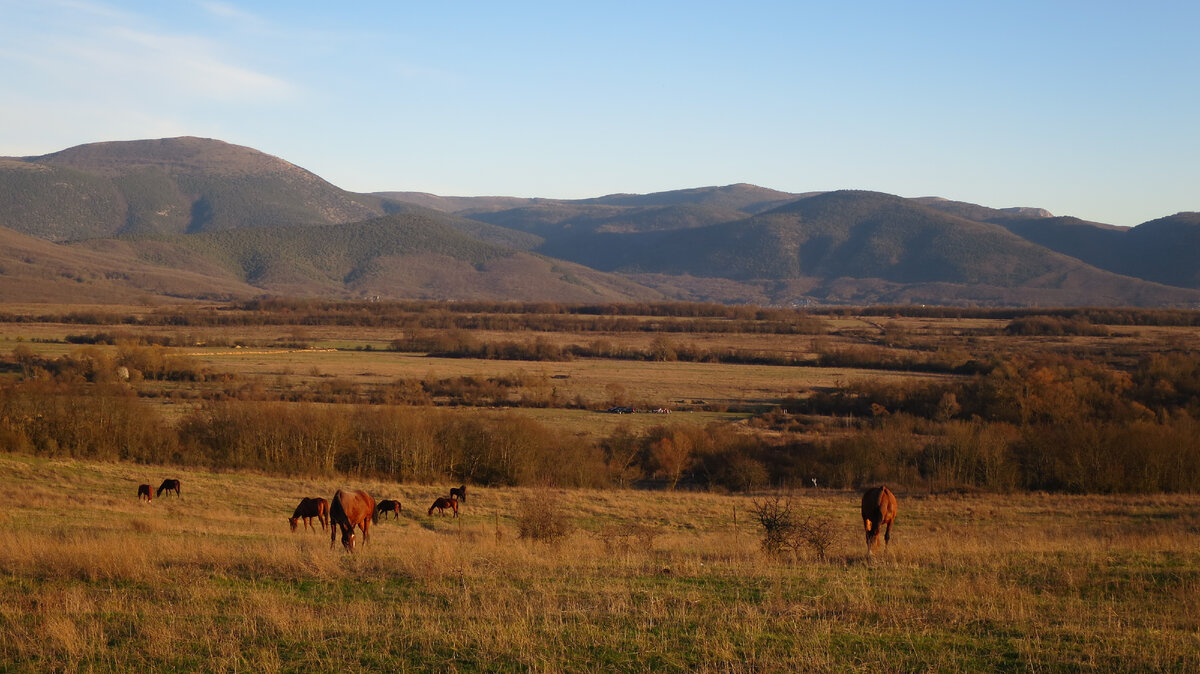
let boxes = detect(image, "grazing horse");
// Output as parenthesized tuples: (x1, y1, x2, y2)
(137, 484, 152, 502)
(156, 478, 181, 498)
(428, 496, 458, 517)
(449, 484, 467, 503)
(861, 485, 898, 558)
(376, 499, 402, 521)
(289, 497, 330, 533)
(330, 489, 376, 552)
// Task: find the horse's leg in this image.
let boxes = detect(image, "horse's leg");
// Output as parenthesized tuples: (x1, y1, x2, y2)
(884, 518, 893, 547)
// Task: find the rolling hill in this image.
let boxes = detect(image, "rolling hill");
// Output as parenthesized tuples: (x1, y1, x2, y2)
(0, 224, 257, 303)
(1, 136, 1197, 307)
(0, 137, 396, 240)
(993, 212, 1200, 290)
(73, 214, 662, 302)
(528, 191, 1200, 306)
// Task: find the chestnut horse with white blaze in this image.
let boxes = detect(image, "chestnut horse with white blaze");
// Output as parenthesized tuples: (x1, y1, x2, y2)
(329, 489, 375, 552)
(861, 485, 897, 557)
(289, 497, 329, 533)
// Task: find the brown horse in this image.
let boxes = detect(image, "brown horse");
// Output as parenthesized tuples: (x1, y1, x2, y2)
(449, 484, 467, 503)
(428, 496, 458, 517)
(289, 497, 330, 533)
(330, 489, 376, 552)
(376, 499, 402, 520)
(861, 485, 898, 558)
(137, 484, 152, 502)
(156, 478, 181, 498)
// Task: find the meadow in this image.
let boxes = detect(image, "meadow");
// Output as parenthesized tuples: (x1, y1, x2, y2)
(1, 453, 1197, 672)
(1, 300, 1199, 670)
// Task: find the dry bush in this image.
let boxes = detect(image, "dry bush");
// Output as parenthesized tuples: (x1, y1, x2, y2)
(515, 495, 574, 543)
(751, 495, 837, 561)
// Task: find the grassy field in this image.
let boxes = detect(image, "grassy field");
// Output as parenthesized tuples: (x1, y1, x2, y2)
(1, 453, 1197, 672)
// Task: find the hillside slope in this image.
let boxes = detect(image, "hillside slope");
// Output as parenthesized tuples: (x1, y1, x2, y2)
(85, 214, 662, 302)
(995, 212, 1200, 290)
(539, 191, 1200, 307)
(1, 137, 393, 240)
(0, 225, 256, 303)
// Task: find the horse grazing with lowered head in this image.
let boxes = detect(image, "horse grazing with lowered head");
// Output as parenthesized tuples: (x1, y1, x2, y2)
(861, 485, 898, 558)
(289, 497, 329, 533)
(137, 484, 152, 502)
(330, 489, 375, 552)
(449, 484, 467, 503)
(156, 478, 181, 498)
(428, 496, 458, 517)
(376, 499, 402, 520)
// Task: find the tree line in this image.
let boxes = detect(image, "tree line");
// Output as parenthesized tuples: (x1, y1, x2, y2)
(3, 300, 1197, 331)
(2, 350, 1198, 493)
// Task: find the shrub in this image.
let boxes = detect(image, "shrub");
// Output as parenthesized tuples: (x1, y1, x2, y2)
(751, 495, 837, 561)
(516, 496, 574, 544)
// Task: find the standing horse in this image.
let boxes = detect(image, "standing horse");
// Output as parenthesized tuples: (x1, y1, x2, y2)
(428, 496, 458, 517)
(861, 485, 898, 558)
(330, 489, 375, 552)
(289, 497, 330, 533)
(449, 484, 467, 503)
(376, 499, 402, 520)
(156, 479, 181, 498)
(137, 484, 152, 502)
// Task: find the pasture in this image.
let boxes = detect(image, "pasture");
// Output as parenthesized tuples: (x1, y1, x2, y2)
(1, 453, 1197, 672)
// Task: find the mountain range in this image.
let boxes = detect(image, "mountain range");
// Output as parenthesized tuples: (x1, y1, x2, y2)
(0, 136, 1196, 307)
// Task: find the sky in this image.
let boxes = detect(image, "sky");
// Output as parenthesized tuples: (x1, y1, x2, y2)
(1, 0, 1197, 227)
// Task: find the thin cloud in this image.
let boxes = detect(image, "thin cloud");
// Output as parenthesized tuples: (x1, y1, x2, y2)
(3, 1, 294, 103)
(99, 26, 294, 100)
(198, 1, 263, 27)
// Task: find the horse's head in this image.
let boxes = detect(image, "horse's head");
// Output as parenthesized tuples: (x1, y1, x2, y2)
(341, 528, 356, 552)
(289, 517, 299, 533)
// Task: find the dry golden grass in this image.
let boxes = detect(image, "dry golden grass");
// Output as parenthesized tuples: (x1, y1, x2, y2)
(1, 453, 1198, 672)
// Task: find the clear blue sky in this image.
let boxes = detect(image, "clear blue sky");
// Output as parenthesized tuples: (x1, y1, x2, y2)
(2, 0, 1197, 226)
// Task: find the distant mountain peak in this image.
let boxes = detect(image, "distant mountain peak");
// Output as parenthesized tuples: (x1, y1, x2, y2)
(29, 136, 304, 176)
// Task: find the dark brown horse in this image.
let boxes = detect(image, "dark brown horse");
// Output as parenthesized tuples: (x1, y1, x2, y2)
(289, 497, 330, 533)
(428, 496, 458, 517)
(156, 479, 181, 498)
(861, 485, 898, 558)
(330, 489, 375, 552)
(375, 499, 402, 520)
(449, 484, 467, 503)
(137, 484, 152, 502)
